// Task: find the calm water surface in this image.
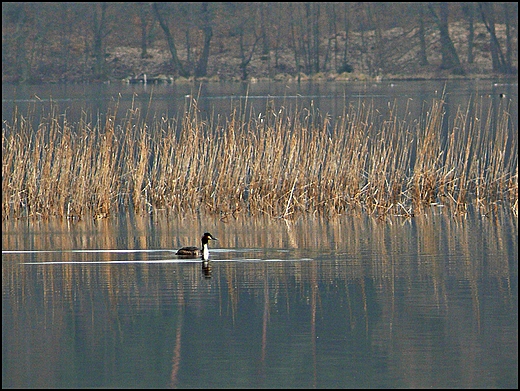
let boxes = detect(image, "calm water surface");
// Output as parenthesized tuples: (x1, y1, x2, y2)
(2, 79, 518, 132)
(2, 210, 518, 388)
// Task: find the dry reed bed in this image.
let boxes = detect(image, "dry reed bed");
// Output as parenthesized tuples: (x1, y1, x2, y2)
(2, 96, 518, 220)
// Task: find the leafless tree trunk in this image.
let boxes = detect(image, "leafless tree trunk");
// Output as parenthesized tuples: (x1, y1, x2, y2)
(195, 2, 213, 77)
(479, 2, 502, 72)
(92, 2, 108, 80)
(303, 4, 312, 73)
(479, 2, 513, 74)
(289, 3, 302, 77)
(358, 7, 373, 75)
(418, 3, 429, 66)
(301, 3, 321, 74)
(152, 2, 188, 77)
(462, 3, 475, 63)
(428, 2, 465, 75)
(272, 3, 284, 71)
(322, 3, 337, 72)
(312, 3, 320, 73)
(57, 4, 74, 76)
(137, 3, 154, 59)
(367, 3, 383, 75)
(503, 3, 514, 73)
(238, 24, 260, 81)
(340, 3, 353, 73)
(259, 3, 269, 57)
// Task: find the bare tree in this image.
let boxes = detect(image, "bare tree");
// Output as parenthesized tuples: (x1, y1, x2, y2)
(358, 5, 374, 76)
(152, 2, 187, 77)
(462, 2, 475, 64)
(302, 4, 312, 73)
(259, 3, 269, 57)
(478, 2, 513, 74)
(91, 2, 109, 80)
(311, 3, 321, 73)
(323, 3, 338, 72)
(339, 3, 353, 73)
(502, 2, 516, 73)
(302, 3, 321, 74)
(428, 2, 465, 75)
(367, 3, 384, 75)
(418, 3, 429, 66)
(237, 21, 261, 80)
(136, 2, 155, 59)
(288, 3, 302, 77)
(271, 3, 284, 72)
(195, 2, 213, 78)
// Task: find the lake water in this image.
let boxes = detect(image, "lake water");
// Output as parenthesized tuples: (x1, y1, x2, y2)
(2, 79, 518, 132)
(2, 210, 518, 388)
(2, 79, 519, 388)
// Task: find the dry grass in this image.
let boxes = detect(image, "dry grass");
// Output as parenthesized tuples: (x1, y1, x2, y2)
(2, 94, 518, 220)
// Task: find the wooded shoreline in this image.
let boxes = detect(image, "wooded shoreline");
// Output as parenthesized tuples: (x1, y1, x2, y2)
(2, 2, 517, 84)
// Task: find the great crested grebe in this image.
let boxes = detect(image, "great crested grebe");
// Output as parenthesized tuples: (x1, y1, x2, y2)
(176, 232, 218, 260)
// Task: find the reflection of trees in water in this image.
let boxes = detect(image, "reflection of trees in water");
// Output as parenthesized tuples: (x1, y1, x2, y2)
(2, 204, 518, 386)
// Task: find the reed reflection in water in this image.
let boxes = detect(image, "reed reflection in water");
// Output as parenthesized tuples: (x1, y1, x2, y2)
(2, 210, 518, 388)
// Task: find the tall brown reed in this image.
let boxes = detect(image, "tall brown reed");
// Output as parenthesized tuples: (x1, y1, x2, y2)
(2, 94, 518, 220)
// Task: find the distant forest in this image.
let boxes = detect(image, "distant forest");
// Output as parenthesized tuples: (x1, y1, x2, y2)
(2, 2, 518, 83)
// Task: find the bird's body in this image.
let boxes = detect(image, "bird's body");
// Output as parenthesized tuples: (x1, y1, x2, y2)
(175, 246, 200, 256)
(176, 232, 217, 260)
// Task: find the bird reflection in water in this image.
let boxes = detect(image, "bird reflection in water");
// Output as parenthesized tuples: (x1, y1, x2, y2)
(202, 260, 212, 278)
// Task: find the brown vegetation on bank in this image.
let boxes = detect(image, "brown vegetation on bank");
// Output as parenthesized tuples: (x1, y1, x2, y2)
(2, 96, 517, 220)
